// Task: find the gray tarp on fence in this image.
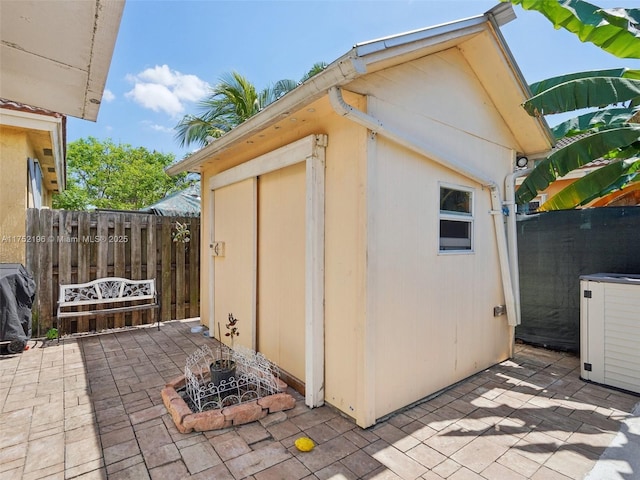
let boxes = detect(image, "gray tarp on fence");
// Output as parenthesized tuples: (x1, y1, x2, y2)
(516, 207, 640, 352)
(140, 184, 200, 217)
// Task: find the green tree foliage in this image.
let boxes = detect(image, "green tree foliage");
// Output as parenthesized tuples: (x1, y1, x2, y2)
(175, 63, 327, 148)
(524, 68, 640, 117)
(538, 158, 640, 210)
(504, 0, 640, 210)
(516, 123, 640, 204)
(53, 137, 193, 211)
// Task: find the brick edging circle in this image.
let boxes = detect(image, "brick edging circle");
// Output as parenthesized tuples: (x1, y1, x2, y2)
(161, 374, 296, 433)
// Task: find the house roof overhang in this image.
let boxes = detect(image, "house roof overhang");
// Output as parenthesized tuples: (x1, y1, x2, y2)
(0, 0, 125, 122)
(0, 100, 66, 191)
(167, 3, 554, 176)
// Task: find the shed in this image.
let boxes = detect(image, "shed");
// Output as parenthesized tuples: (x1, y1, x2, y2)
(168, 4, 553, 428)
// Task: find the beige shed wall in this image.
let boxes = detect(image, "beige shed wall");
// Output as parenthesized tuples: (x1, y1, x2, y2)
(349, 47, 518, 176)
(323, 113, 368, 419)
(0, 127, 32, 264)
(355, 49, 519, 420)
(368, 138, 512, 419)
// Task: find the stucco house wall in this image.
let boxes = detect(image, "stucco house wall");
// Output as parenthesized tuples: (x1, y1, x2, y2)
(0, 127, 32, 264)
(0, 103, 65, 265)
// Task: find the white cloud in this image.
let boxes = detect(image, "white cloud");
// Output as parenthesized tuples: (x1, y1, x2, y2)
(102, 89, 115, 102)
(127, 83, 184, 116)
(125, 65, 209, 117)
(149, 123, 174, 134)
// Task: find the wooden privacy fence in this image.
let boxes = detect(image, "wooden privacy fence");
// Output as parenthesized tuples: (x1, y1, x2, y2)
(25, 209, 200, 336)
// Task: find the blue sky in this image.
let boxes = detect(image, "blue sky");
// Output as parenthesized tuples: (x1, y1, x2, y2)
(67, 0, 640, 162)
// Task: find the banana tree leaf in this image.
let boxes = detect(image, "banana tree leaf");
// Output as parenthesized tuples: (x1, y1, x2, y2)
(597, 7, 640, 35)
(551, 106, 640, 139)
(603, 141, 640, 160)
(529, 68, 640, 95)
(504, 0, 640, 58)
(516, 125, 640, 204)
(524, 76, 640, 116)
(580, 172, 640, 206)
(539, 159, 640, 210)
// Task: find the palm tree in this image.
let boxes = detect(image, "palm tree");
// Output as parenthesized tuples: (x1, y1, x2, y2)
(300, 62, 328, 82)
(175, 71, 262, 148)
(506, 0, 640, 210)
(175, 63, 327, 148)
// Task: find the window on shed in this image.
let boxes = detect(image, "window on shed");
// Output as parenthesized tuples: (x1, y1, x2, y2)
(439, 185, 473, 252)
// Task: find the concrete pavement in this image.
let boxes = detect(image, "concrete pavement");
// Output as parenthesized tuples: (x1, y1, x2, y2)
(1, 319, 638, 479)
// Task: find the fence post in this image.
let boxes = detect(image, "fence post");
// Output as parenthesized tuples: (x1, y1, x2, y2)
(161, 217, 172, 322)
(25, 209, 41, 336)
(130, 214, 142, 325)
(146, 215, 157, 326)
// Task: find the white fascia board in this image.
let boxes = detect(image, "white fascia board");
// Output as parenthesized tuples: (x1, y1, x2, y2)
(484, 13, 555, 147)
(0, 107, 61, 132)
(52, 121, 65, 190)
(352, 4, 514, 61)
(83, 0, 126, 121)
(485, 2, 517, 27)
(0, 107, 65, 189)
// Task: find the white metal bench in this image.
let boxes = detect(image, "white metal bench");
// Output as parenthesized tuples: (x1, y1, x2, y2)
(56, 277, 159, 339)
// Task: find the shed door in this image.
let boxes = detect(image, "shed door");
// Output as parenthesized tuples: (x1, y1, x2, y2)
(208, 134, 326, 408)
(257, 162, 306, 383)
(213, 179, 256, 349)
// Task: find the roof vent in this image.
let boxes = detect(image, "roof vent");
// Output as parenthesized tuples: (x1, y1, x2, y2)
(47, 167, 55, 173)
(43, 148, 53, 156)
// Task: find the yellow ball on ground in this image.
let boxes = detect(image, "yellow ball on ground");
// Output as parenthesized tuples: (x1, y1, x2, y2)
(294, 437, 315, 452)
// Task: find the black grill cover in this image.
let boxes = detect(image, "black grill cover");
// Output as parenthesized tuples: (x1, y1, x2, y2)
(0, 264, 36, 353)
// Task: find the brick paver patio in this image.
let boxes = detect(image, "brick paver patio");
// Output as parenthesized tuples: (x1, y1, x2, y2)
(1, 319, 638, 479)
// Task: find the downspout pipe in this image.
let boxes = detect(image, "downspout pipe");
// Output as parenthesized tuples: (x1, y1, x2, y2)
(328, 86, 518, 326)
(504, 168, 533, 326)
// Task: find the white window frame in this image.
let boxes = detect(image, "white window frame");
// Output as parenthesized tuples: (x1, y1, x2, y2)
(438, 183, 474, 254)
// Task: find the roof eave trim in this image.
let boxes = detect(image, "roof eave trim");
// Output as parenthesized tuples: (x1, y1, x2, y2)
(354, 13, 488, 57)
(484, 6, 555, 147)
(82, 0, 126, 121)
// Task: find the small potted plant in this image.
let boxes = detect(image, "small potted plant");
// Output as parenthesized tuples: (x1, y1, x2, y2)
(210, 313, 239, 385)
